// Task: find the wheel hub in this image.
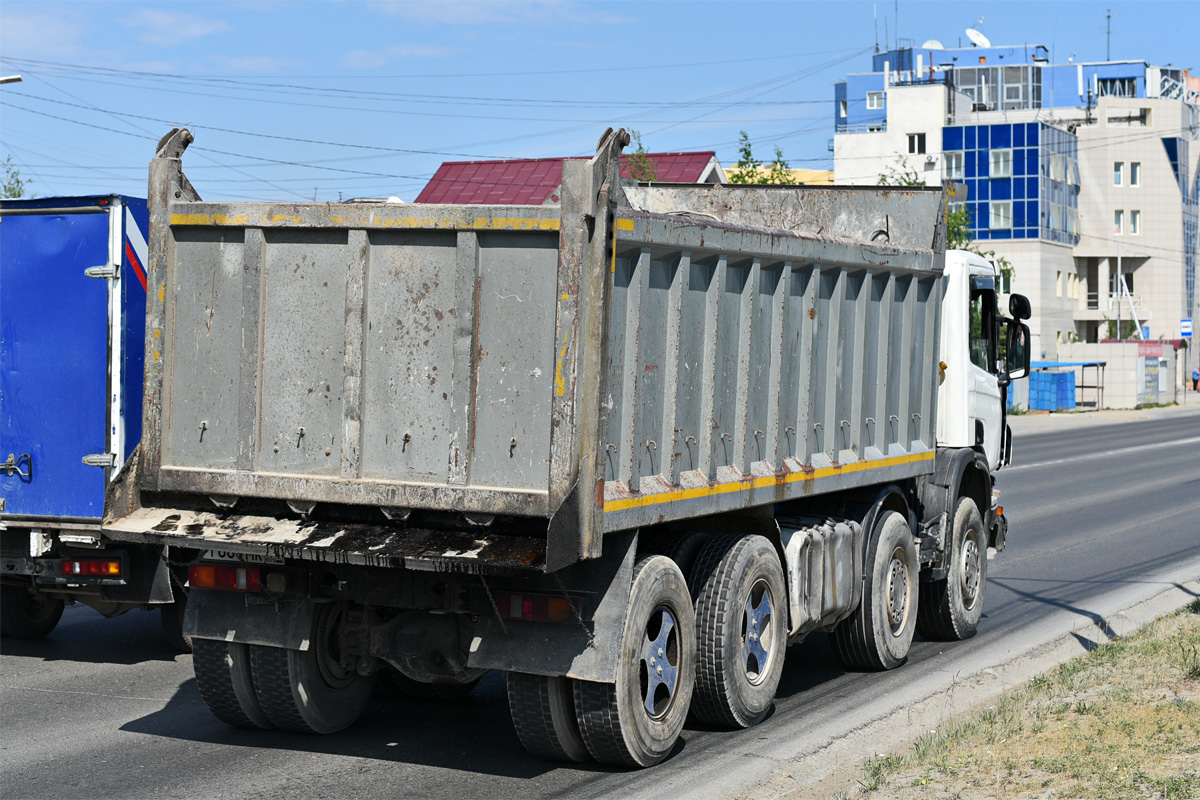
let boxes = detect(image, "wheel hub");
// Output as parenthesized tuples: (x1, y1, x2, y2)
(640, 606, 679, 719)
(886, 549, 910, 635)
(960, 535, 981, 608)
(313, 604, 356, 689)
(741, 579, 775, 685)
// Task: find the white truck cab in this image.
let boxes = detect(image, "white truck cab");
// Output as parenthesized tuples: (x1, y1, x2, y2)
(937, 250, 1031, 469)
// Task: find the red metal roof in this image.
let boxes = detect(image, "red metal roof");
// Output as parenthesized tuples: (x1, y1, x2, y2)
(415, 152, 718, 205)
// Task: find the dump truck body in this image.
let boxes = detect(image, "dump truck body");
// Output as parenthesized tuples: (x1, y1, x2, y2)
(102, 128, 1030, 767)
(106, 134, 946, 574)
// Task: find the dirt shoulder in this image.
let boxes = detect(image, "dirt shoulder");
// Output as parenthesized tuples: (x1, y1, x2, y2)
(846, 601, 1200, 800)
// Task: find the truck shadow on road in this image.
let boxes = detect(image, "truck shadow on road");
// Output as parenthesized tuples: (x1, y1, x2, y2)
(118, 669, 646, 779)
(0, 605, 182, 665)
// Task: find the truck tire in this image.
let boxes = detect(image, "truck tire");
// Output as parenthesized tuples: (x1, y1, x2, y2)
(159, 581, 192, 654)
(377, 668, 482, 700)
(917, 498, 987, 641)
(573, 555, 695, 768)
(641, 531, 711, 578)
(249, 603, 375, 734)
(192, 638, 273, 729)
(0, 585, 64, 639)
(506, 672, 590, 762)
(689, 534, 786, 728)
(831, 511, 918, 671)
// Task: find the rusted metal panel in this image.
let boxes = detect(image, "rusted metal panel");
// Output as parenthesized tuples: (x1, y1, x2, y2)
(116, 128, 947, 571)
(106, 506, 546, 573)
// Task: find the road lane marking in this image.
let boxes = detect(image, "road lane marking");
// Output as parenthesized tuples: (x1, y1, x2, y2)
(1007, 435, 1200, 472)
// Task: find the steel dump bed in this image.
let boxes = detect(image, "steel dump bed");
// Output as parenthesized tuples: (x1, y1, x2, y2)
(105, 129, 947, 573)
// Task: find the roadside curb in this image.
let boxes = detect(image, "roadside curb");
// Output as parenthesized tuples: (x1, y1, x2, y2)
(734, 566, 1200, 800)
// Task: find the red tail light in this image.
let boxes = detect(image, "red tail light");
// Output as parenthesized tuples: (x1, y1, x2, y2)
(61, 559, 121, 577)
(493, 591, 582, 623)
(189, 564, 264, 592)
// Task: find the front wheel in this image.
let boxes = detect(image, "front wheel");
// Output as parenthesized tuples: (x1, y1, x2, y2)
(831, 511, 918, 671)
(0, 584, 65, 639)
(573, 555, 695, 768)
(249, 603, 375, 734)
(917, 498, 987, 640)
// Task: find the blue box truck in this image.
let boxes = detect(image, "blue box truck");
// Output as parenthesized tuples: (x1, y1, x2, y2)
(1, 195, 188, 649)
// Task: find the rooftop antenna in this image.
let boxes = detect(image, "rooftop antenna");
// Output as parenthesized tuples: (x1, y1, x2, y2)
(874, 4, 879, 53)
(1105, 8, 1115, 60)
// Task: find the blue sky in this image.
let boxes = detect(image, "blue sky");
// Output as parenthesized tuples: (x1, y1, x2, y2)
(1, 0, 1196, 202)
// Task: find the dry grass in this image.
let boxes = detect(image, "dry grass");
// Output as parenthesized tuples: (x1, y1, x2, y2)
(855, 599, 1200, 799)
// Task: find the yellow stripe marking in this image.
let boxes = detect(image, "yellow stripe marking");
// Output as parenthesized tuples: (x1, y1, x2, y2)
(602, 451, 934, 513)
(615, 218, 635, 231)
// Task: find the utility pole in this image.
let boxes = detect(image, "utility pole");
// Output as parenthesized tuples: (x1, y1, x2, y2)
(1105, 9, 1115, 60)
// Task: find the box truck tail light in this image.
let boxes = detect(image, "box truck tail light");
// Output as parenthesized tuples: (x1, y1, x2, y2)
(61, 559, 121, 577)
(189, 564, 264, 592)
(493, 591, 582, 623)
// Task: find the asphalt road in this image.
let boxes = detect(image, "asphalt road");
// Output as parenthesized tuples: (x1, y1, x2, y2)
(3, 410, 1199, 800)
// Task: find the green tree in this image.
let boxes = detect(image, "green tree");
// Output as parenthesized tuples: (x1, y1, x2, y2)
(728, 132, 791, 184)
(2, 155, 30, 198)
(877, 155, 923, 187)
(728, 131, 762, 184)
(627, 130, 657, 182)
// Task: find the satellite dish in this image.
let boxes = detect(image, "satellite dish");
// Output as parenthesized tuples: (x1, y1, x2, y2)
(922, 39, 945, 49)
(965, 27, 991, 48)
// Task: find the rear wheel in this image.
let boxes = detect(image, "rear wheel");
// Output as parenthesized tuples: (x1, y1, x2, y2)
(0, 584, 64, 639)
(641, 531, 711, 578)
(506, 672, 590, 762)
(831, 511, 918, 671)
(192, 638, 273, 729)
(573, 555, 695, 768)
(690, 534, 787, 728)
(918, 498, 987, 640)
(249, 603, 375, 734)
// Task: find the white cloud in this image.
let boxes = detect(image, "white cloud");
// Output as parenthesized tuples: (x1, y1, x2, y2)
(365, 0, 630, 26)
(122, 9, 231, 47)
(342, 43, 462, 69)
(0, 10, 91, 60)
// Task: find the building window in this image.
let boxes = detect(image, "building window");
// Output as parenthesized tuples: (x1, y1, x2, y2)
(990, 149, 1012, 178)
(839, 99, 847, 118)
(866, 91, 884, 110)
(1113, 210, 1124, 235)
(1130, 209, 1141, 235)
(1056, 271, 1063, 297)
(907, 133, 926, 154)
(990, 201, 1012, 229)
(1114, 162, 1123, 186)
(1130, 161, 1141, 186)
(944, 151, 963, 180)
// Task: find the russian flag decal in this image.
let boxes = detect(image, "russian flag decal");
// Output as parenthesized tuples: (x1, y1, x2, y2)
(124, 207, 149, 292)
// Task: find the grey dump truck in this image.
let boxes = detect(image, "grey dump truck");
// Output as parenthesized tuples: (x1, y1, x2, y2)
(104, 127, 1031, 767)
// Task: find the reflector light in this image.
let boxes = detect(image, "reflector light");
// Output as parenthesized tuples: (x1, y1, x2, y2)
(188, 563, 264, 592)
(61, 559, 121, 577)
(493, 591, 581, 622)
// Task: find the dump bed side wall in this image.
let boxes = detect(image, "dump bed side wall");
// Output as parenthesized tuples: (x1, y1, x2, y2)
(148, 205, 564, 516)
(596, 187, 945, 532)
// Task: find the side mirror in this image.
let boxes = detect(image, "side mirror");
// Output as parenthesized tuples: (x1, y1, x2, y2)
(1003, 320, 1031, 381)
(1009, 293, 1032, 321)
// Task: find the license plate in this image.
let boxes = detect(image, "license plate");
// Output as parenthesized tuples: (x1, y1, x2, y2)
(202, 549, 284, 566)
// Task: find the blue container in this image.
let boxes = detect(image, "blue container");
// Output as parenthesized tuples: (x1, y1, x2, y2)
(1, 195, 148, 520)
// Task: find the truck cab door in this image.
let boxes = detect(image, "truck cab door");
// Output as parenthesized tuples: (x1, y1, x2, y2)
(967, 277, 1002, 469)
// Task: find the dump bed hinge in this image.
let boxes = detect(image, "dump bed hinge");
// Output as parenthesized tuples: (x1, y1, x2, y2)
(82, 453, 116, 468)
